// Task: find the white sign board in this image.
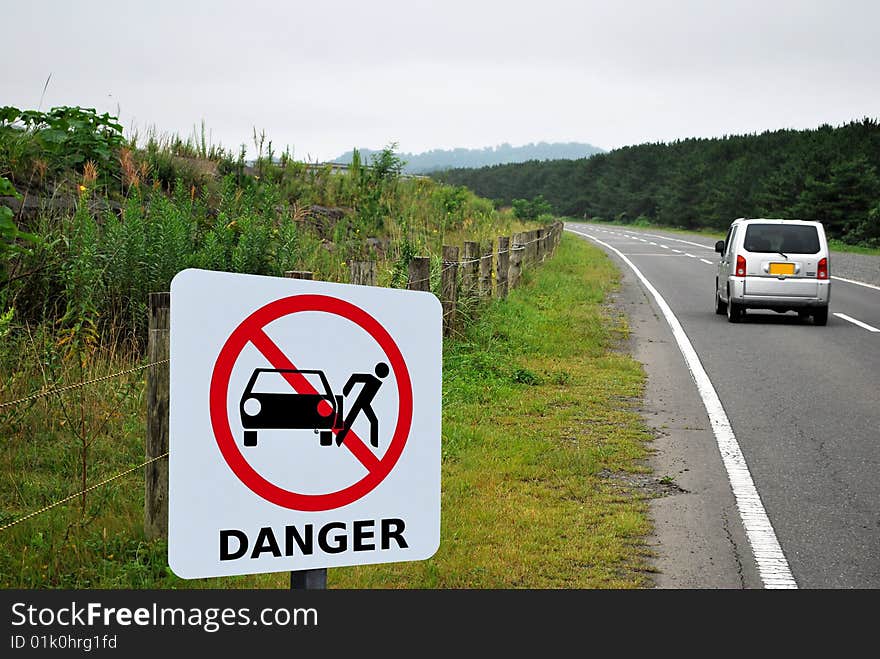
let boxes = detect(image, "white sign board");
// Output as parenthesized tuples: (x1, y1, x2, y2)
(168, 268, 442, 579)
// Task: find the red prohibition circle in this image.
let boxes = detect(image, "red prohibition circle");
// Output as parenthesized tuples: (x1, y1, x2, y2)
(209, 294, 413, 511)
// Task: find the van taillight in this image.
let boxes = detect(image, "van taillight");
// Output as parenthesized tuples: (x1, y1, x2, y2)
(736, 255, 746, 276)
(817, 257, 828, 280)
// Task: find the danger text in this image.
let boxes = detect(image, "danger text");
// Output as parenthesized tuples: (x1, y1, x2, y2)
(220, 518, 408, 560)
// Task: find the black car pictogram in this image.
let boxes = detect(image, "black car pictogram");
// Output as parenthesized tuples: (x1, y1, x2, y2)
(240, 368, 343, 447)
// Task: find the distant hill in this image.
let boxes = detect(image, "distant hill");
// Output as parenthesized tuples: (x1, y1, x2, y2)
(330, 141, 605, 174)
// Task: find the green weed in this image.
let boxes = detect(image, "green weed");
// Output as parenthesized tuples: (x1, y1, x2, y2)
(329, 234, 656, 588)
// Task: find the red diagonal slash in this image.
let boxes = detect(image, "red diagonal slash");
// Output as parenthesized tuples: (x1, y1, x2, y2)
(249, 327, 381, 472)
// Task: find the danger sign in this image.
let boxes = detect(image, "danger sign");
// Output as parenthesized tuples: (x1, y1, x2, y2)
(168, 269, 442, 579)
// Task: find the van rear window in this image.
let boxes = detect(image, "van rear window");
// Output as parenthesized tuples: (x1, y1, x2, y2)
(743, 224, 820, 254)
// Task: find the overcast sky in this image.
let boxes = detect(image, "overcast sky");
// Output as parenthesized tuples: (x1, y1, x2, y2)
(4, 0, 878, 162)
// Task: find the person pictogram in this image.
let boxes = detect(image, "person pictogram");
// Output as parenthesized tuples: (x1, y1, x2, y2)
(336, 362, 389, 447)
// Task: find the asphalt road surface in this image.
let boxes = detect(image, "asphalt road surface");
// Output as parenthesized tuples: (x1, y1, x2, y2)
(566, 222, 880, 589)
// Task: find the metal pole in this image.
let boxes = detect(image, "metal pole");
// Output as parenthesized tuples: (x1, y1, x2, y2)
(290, 569, 327, 589)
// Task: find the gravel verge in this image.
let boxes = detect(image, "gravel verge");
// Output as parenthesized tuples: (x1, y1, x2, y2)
(829, 251, 880, 288)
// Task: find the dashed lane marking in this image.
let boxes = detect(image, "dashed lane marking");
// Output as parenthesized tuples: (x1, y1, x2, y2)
(833, 313, 880, 332)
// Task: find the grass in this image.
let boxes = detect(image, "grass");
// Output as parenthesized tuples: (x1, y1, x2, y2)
(0, 330, 161, 588)
(0, 233, 657, 589)
(827, 239, 880, 256)
(327, 233, 656, 588)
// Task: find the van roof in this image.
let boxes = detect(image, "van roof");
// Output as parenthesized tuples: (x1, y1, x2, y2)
(732, 217, 824, 226)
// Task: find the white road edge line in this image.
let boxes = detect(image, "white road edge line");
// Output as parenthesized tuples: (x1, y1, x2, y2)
(831, 276, 880, 292)
(566, 227, 798, 589)
(833, 313, 880, 332)
(700, 258, 714, 265)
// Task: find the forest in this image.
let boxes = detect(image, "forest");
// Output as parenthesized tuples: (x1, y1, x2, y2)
(434, 118, 880, 246)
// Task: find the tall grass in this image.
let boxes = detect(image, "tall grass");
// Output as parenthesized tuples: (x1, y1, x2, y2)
(6, 165, 534, 349)
(0, 120, 551, 588)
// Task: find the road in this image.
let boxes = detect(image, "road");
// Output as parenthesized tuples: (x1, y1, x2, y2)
(566, 221, 880, 589)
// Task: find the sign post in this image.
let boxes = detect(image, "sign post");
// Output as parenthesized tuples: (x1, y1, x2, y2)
(282, 269, 324, 590)
(168, 268, 442, 580)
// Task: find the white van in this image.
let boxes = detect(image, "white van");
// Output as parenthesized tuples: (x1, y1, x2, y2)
(714, 218, 831, 324)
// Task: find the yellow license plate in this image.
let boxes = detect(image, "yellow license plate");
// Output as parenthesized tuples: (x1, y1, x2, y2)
(769, 262, 795, 275)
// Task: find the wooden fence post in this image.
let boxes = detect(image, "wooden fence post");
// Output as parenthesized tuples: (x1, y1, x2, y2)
(407, 256, 431, 291)
(441, 245, 459, 336)
(479, 241, 493, 298)
(461, 241, 479, 300)
(509, 232, 524, 289)
(529, 229, 539, 264)
(496, 236, 509, 299)
(349, 260, 377, 286)
(145, 292, 170, 540)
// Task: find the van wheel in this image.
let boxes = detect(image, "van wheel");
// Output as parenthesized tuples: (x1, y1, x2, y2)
(727, 300, 743, 323)
(714, 284, 727, 315)
(244, 431, 258, 447)
(813, 307, 829, 326)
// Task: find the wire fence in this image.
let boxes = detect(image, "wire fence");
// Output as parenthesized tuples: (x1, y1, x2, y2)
(0, 222, 563, 540)
(0, 357, 171, 533)
(0, 453, 168, 533)
(405, 233, 545, 287)
(0, 359, 169, 410)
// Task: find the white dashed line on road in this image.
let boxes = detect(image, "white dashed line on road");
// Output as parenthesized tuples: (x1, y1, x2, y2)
(833, 313, 880, 332)
(639, 232, 716, 250)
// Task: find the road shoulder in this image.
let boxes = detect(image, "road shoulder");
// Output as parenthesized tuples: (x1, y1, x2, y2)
(607, 247, 763, 588)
